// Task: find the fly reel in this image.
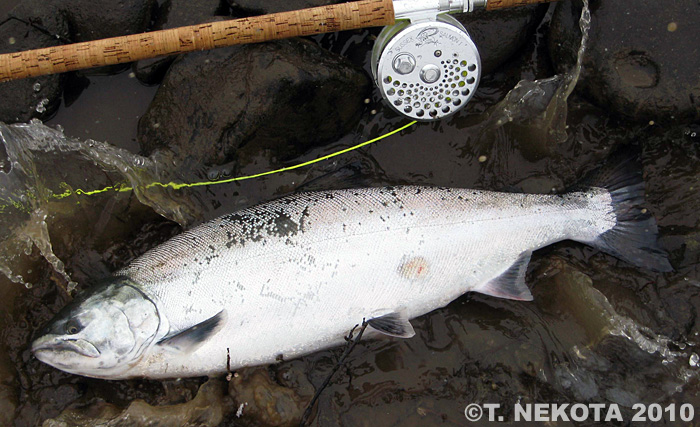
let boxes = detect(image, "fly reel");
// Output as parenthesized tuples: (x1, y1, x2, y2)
(371, 14, 481, 121)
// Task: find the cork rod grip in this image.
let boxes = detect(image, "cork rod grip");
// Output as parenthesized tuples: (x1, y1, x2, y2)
(486, 0, 556, 10)
(0, 0, 394, 83)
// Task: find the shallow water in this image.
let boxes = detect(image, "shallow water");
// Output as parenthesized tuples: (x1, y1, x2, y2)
(1, 1, 699, 426)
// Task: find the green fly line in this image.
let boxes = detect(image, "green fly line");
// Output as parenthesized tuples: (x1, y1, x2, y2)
(2, 120, 417, 212)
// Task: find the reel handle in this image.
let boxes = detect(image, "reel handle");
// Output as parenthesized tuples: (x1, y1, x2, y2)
(0, 0, 395, 82)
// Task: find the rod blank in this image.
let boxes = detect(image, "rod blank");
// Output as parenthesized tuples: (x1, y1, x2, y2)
(0, 0, 395, 82)
(0, 0, 556, 83)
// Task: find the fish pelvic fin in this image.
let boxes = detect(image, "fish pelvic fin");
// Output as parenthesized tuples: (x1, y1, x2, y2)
(368, 310, 416, 338)
(580, 153, 672, 273)
(478, 251, 534, 301)
(156, 310, 227, 354)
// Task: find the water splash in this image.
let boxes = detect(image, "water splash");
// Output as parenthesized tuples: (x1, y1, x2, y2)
(690, 353, 699, 368)
(0, 121, 203, 290)
(475, 0, 591, 149)
(597, 291, 684, 363)
(23, 208, 76, 292)
(35, 99, 49, 114)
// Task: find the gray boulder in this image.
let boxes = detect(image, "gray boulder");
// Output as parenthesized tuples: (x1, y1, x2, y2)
(455, 4, 547, 74)
(59, 0, 155, 42)
(138, 38, 369, 167)
(0, 0, 155, 123)
(0, 1, 68, 122)
(133, 0, 223, 84)
(549, 0, 700, 122)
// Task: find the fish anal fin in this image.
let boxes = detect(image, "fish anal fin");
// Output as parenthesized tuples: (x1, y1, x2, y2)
(368, 310, 415, 338)
(478, 252, 534, 301)
(157, 310, 227, 354)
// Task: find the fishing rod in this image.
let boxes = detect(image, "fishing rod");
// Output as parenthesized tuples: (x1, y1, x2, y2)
(0, 0, 554, 120)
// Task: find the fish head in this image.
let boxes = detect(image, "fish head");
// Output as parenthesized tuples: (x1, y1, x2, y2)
(32, 278, 161, 378)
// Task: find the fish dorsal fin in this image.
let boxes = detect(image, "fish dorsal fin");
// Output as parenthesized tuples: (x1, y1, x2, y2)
(157, 310, 227, 354)
(368, 310, 416, 338)
(478, 252, 534, 301)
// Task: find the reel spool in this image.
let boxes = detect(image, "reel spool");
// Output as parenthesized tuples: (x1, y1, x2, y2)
(371, 14, 481, 121)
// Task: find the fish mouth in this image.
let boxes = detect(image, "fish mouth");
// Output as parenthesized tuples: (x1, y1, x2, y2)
(32, 336, 101, 359)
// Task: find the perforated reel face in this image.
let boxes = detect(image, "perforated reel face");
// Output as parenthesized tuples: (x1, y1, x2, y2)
(373, 15, 481, 121)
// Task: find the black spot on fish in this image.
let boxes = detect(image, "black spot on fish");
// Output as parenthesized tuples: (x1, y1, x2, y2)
(270, 210, 299, 237)
(299, 206, 311, 232)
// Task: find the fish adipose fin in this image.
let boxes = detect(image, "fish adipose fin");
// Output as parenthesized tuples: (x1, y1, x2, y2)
(157, 310, 227, 354)
(478, 252, 534, 301)
(582, 154, 673, 272)
(368, 311, 416, 338)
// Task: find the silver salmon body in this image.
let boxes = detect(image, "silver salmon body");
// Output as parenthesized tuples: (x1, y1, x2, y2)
(32, 162, 671, 379)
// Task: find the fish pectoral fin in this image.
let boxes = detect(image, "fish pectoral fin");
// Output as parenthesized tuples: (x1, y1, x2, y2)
(368, 310, 416, 338)
(478, 252, 534, 301)
(156, 310, 227, 354)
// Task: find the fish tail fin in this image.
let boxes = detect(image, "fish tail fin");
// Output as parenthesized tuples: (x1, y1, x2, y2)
(579, 153, 672, 272)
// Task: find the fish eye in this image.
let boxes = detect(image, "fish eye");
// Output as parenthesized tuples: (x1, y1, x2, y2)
(65, 321, 83, 335)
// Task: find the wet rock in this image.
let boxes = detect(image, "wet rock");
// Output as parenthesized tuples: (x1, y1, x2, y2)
(455, 4, 547, 75)
(550, 0, 700, 122)
(0, 385, 16, 426)
(138, 38, 369, 167)
(226, 0, 341, 15)
(133, 0, 223, 84)
(44, 379, 231, 426)
(228, 368, 312, 426)
(0, 0, 154, 123)
(0, 1, 69, 123)
(59, 0, 155, 42)
(0, 346, 17, 427)
(642, 124, 700, 335)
